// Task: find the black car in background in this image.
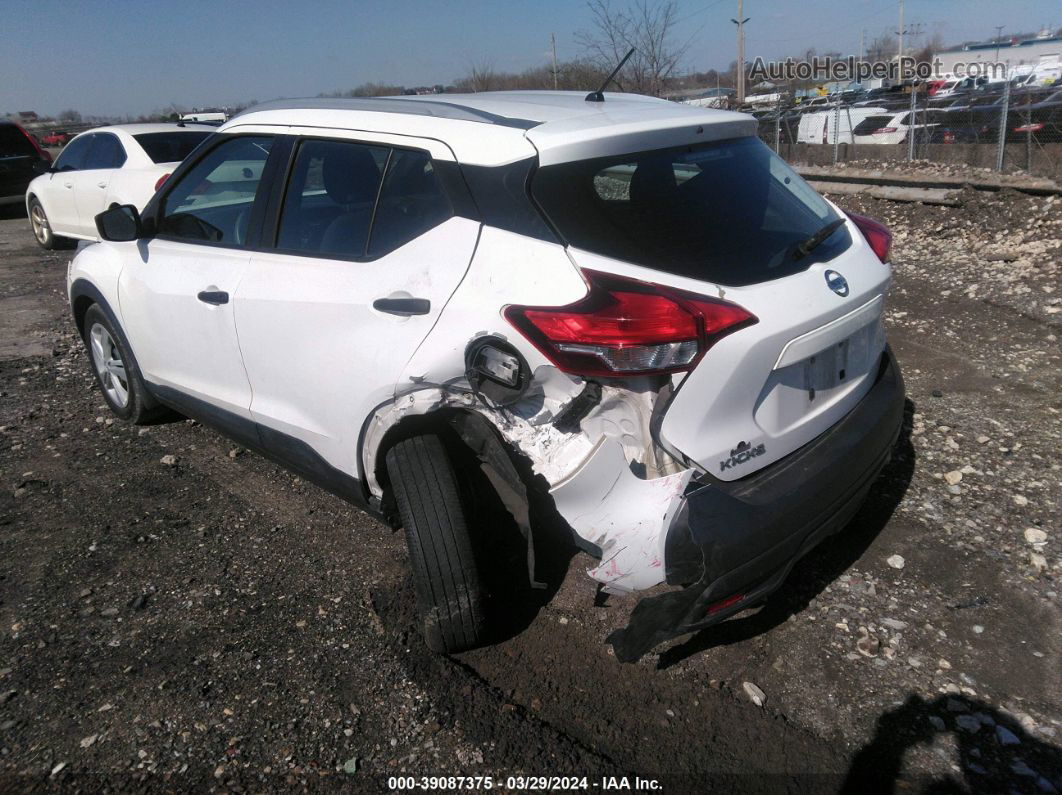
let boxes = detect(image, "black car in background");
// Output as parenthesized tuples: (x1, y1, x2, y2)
(1006, 88, 1062, 142)
(1, 122, 51, 210)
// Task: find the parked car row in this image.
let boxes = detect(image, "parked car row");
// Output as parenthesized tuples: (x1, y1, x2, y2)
(753, 85, 1062, 146)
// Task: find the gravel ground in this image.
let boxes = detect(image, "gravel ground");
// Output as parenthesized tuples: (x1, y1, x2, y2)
(0, 179, 1059, 793)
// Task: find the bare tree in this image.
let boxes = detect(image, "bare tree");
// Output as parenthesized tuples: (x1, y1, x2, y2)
(468, 60, 497, 93)
(913, 34, 944, 64)
(576, 0, 689, 96)
(57, 108, 82, 123)
(866, 30, 897, 62)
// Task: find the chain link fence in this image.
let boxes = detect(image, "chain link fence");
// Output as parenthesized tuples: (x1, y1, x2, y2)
(752, 83, 1062, 180)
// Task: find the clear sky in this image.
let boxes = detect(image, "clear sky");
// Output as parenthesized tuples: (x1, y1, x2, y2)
(1, 0, 1057, 117)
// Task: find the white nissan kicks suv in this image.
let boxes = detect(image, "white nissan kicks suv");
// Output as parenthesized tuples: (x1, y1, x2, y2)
(69, 92, 904, 662)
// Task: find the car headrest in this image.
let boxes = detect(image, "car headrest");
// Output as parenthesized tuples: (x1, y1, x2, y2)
(322, 145, 381, 206)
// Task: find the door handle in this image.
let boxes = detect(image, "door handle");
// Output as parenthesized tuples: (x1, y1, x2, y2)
(197, 290, 229, 305)
(372, 297, 430, 316)
(64, 182, 73, 188)
(97, 181, 107, 188)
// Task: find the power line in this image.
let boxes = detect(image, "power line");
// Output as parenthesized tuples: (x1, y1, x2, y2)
(675, 0, 731, 27)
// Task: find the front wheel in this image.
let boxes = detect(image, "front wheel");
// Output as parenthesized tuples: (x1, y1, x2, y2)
(82, 304, 167, 424)
(386, 435, 487, 653)
(28, 197, 72, 250)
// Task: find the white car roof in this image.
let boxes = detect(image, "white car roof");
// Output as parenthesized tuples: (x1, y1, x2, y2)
(77, 122, 217, 137)
(224, 91, 757, 167)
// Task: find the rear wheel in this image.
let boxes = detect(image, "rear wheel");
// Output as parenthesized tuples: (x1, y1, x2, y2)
(82, 304, 167, 424)
(386, 435, 487, 653)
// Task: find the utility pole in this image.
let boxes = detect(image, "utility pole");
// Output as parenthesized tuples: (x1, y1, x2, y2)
(897, 0, 904, 61)
(551, 32, 558, 90)
(859, 29, 865, 64)
(732, 0, 750, 104)
(994, 25, 1004, 63)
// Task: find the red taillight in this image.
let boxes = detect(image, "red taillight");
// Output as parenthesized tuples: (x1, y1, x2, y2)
(1013, 122, 1044, 133)
(707, 593, 746, 616)
(871, 127, 898, 134)
(504, 270, 756, 378)
(154, 173, 171, 192)
(846, 212, 892, 263)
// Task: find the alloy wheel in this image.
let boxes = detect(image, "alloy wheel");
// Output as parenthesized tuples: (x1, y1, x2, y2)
(89, 323, 129, 408)
(30, 203, 50, 245)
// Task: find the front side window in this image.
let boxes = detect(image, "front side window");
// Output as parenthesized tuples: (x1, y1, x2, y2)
(53, 134, 94, 172)
(159, 136, 272, 245)
(276, 139, 388, 258)
(83, 134, 127, 170)
(532, 136, 849, 286)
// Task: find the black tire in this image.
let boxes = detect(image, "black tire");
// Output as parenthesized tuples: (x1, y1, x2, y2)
(28, 196, 73, 250)
(82, 303, 168, 425)
(386, 435, 487, 653)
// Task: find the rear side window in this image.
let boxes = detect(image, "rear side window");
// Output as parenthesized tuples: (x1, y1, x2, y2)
(159, 136, 272, 245)
(368, 149, 452, 256)
(134, 131, 212, 164)
(0, 124, 37, 158)
(83, 134, 127, 170)
(532, 136, 849, 287)
(276, 139, 388, 258)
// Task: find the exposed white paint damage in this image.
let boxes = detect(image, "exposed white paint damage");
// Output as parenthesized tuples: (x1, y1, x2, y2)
(550, 440, 693, 592)
(361, 362, 696, 592)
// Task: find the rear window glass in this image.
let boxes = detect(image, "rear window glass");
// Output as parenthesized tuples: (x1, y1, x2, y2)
(0, 124, 37, 158)
(853, 115, 894, 134)
(531, 136, 849, 287)
(133, 131, 212, 164)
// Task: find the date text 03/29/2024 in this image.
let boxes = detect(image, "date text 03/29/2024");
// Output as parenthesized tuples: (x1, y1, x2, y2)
(386, 775, 663, 791)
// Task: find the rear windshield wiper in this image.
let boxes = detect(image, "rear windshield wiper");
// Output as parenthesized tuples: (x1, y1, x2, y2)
(793, 218, 846, 260)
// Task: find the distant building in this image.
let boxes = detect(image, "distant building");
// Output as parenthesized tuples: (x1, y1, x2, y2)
(17, 111, 38, 122)
(935, 30, 1061, 78)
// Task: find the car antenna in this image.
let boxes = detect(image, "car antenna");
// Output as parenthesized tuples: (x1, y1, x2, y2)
(585, 47, 635, 102)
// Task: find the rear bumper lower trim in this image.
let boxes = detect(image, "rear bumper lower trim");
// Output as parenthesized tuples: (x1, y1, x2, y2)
(607, 346, 905, 662)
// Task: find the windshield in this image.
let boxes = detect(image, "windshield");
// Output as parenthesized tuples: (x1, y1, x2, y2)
(531, 136, 849, 286)
(134, 131, 212, 164)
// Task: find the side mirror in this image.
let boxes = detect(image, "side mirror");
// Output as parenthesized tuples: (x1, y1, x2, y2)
(32, 159, 52, 175)
(96, 204, 142, 242)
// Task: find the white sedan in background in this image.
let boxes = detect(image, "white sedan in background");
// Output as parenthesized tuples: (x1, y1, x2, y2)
(26, 123, 213, 249)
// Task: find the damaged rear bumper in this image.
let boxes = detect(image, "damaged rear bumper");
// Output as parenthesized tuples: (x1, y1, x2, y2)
(608, 347, 905, 662)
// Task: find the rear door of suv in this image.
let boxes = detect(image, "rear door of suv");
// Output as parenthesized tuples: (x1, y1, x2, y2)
(233, 130, 480, 479)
